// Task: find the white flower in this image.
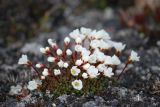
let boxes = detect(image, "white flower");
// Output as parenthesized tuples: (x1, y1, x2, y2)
(97, 52, 106, 62)
(81, 49, 90, 62)
(71, 66, 81, 76)
(94, 49, 106, 62)
(70, 29, 86, 40)
(72, 79, 83, 90)
(129, 50, 140, 62)
(57, 60, 64, 68)
(104, 56, 113, 65)
(69, 29, 80, 39)
(81, 48, 90, 55)
(82, 55, 89, 62)
(54, 69, 61, 76)
(66, 49, 72, 55)
(56, 49, 63, 55)
(82, 63, 90, 70)
(27, 80, 41, 91)
(80, 27, 92, 36)
(88, 54, 97, 64)
(111, 55, 121, 65)
(18, 54, 28, 65)
(90, 40, 100, 49)
(75, 45, 82, 52)
(42, 68, 49, 76)
(63, 62, 69, 68)
(96, 29, 111, 40)
(99, 40, 111, 50)
(88, 30, 97, 39)
(75, 37, 82, 44)
(40, 47, 46, 54)
(104, 67, 114, 78)
(9, 85, 22, 95)
(48, 38, 56, 46)
(64, 37, 70, 44)
(75, 59, 83, 66)
(47, 57, 55, 62)
(82, 73, 88, 79)
(97, 64, 107, 72)
(113, 42, 126, 52)
(87, 65, 99, 78)
(40, 47, 50, 54)
(48, 39, 57, 48)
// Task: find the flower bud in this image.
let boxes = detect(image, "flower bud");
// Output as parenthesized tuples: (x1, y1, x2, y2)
(63, 62, 69, 68)
(75, 59, 83, 66)
(47, 57, 55, 62)
(82, 73, 88, 79)
(64, 37, 70, 44)
(75, 37, 82, 44)
(66, 49, 72, 55)
(42, 68, 49, 76)
(56, 49, 63, 55)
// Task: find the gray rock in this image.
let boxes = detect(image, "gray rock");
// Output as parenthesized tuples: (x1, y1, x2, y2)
(82, 101, 97, 107)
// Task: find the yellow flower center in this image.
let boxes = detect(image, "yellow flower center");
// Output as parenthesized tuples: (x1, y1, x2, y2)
(74, 82, 80, 87)
(71, 69, 76, 75)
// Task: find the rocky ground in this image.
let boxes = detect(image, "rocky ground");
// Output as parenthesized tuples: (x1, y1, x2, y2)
(0, 7, 160, 107)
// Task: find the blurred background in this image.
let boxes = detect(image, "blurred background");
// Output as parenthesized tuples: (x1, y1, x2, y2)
(0, 0, 160, 47)
(0, 0, 160, 106)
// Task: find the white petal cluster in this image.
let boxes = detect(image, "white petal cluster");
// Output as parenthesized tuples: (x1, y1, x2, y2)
(113, 42, 126, 52)
(75, 45, 83, 52)
(40, 47, 50, 54)
(42, 68, 49, 76)
(111, 55, 121, 65)
(66, 49, 72, 55)
(80, 27, 92, 36)
(54, 69, 61, 76)
(104, 55, 121, 65)
(56, 49, 63, 55)
(63, 62, 69, 68)
(82, 73, 88, 79)
(47, 57, 55, 62)
(75, 59, 83, 66)
(71, 66, 81, 76)
(130, 50, 140, 62)
(87, 66, 99, 78)
(9, 85, 22, 95)
(104, 67, 114, 77)
(27, 79, 42, 91)
(19, 27, 140, 92)
(64, 37, 70, 44)
(18, 54, 28, 65)
(69, 29, 85, 40)
(72, 79, 83, 90)
(57, 60, 64, 68)
(97, 64, 107, 72)
(48, 39, 56, 46)
(82, 63, 90, 70)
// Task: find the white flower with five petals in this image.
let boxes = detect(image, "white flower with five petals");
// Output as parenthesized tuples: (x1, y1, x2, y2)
(72, 79, 83, 90)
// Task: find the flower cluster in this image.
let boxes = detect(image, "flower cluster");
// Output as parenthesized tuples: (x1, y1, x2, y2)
(17, 27, 140, 95)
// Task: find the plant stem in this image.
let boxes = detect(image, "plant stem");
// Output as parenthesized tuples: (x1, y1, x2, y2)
(117, 61, 129, 80)
(28, 61, 41, 79)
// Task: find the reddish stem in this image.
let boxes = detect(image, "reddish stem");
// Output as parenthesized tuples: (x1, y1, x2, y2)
(27, 61, 41, 79)
(117, 61, 129, 80)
